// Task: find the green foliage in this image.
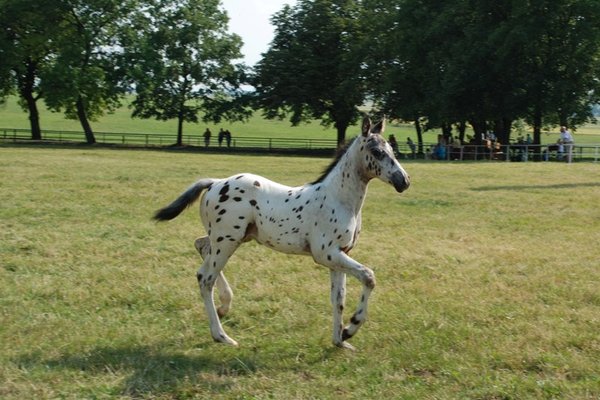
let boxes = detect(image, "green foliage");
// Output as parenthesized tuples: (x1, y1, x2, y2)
(0, 0, 68, 138)
(127, 0, 248, 145)
(366, 0, 600, 144)
(253, 0, 366, 145)
(1, 146, 600, 398)
(40, 0, 136, 129)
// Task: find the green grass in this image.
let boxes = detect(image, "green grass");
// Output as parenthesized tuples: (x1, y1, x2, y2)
(3, 95, 600, 145)
(1, 146, 600, 399)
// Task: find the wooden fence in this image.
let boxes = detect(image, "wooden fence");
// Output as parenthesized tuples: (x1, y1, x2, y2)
(2, 127, 600, 162)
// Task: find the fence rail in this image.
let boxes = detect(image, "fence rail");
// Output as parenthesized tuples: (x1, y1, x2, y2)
(0, 128, 338, 151)
(2, 127, 600, 162)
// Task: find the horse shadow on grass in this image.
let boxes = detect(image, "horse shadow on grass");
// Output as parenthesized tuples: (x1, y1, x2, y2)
(17, 341, 344, 397)
(17, 343, 263, 396)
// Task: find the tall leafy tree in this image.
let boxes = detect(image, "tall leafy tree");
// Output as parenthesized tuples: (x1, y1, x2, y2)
(253, 0, 365, 146)
(41, 0, 137, 144)
(514, 0, 600, 144)
(0, 0, 65, 139)
(127, 0, 247, 146)
(367, 0, 600, 145)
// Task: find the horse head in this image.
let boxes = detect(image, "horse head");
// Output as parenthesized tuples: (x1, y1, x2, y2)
(359, 115, 410, 193)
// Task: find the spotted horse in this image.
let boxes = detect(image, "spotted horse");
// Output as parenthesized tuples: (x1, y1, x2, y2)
(154, 116, 410, 350)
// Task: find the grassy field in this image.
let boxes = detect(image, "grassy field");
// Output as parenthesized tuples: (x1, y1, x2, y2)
(1, 145, 600, 399)
(2, 95, 600, 145)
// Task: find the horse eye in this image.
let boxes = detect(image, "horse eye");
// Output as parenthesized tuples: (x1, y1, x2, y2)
(371, 148, 384, 159)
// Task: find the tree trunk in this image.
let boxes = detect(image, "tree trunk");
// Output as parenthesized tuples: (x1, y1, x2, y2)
(456, 121, 466, 143)
(76, 96, 96, 144)
(335, 122, 347, 148)
(493, 118, 512, 145)
(414, 115, 424, 157)
(22, 91, 42, 140)
(18, 59, 42, 140)
(532, 108, 542, 146)
(469, 120, 487, 144)
(176, 113, 184, 146)
(441, 122, 452, 142)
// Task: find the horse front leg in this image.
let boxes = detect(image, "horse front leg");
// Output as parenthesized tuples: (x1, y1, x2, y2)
(330, 270, 349, 349)
(319, 250, 375, 350)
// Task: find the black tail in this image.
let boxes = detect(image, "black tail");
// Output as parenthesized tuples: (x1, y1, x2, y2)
(154, 179, 215, 221)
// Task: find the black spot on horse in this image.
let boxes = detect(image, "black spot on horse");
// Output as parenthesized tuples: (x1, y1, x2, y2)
(217, 237, 224, 242)
(218, 209, 227, 215)
(233, 197, 242, 202)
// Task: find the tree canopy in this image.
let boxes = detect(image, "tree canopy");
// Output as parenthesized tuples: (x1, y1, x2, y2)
(126, 0, 248, 146)
(363, 0, 600, 149)
(0, 0, 248, 143)
(1, 0, 599, 146)
(252, 0, 366, 145)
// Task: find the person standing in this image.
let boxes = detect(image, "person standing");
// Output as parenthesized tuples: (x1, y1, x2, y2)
(203, 128, 212, 147)
(559, 126, 574, 162)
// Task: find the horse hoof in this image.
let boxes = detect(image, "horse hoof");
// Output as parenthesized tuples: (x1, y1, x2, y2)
(214, 334, 238, 346)
(217, 306, 229, 318)
(334, 341, 356, 351)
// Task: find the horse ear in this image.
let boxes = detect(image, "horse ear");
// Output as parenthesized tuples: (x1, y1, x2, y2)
(361, 115, 371, 137)
(371, 116, 386, 134)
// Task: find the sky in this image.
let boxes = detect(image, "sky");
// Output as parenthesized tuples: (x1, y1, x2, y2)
(221, 0, 297, 66)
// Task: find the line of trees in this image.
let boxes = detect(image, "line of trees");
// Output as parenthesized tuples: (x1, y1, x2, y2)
(254, 0, 600, 148)
(2, 0, 599, 149)
(0, 0, 248, 145)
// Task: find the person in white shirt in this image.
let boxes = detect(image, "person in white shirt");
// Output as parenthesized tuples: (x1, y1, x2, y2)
(560, 126, 574, 144)
(559, 126, 574, 162)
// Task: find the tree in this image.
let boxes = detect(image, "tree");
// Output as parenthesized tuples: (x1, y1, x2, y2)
(41, 0, 137, 144)
(367, 0, 600, 146)
(0, 0, 65, 139)
(515, 0, 600, 144)
(127, 0, 247, 146)
(253, 0, 365, 146)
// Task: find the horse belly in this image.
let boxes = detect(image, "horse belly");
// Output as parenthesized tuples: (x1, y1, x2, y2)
(251, 213, 311, 255)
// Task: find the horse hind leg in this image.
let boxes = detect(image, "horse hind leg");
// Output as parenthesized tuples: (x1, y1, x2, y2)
(196, 238, 242, 346)
(195, 236, 233, 318)
(215, 272, 232, 318)
(194, 236, 211, 259)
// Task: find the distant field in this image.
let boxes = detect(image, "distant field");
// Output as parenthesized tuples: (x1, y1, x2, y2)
(1, 145, 599, 399)
(3, 95, 599, 144)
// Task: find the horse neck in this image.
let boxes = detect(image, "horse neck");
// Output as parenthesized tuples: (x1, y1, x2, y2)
(322, 141, 369, 214)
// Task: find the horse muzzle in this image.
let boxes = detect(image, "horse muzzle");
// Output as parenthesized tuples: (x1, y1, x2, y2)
(391, 171, 410, 193)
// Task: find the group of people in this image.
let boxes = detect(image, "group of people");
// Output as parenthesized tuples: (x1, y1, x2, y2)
(555, 126, 575, 161)
(203, 128, 233, 148)
(387, 135, 417, 159)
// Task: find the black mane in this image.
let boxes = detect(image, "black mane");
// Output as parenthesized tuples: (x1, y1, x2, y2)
(311, 137, 357, 185)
